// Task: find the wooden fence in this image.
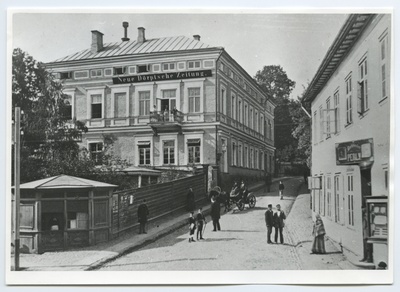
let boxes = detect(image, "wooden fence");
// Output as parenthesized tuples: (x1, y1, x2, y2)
(111, 173, 207, 237)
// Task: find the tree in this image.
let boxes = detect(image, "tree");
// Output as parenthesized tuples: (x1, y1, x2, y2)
(254, 65, 297, 165)
(12, 48, 91, 183)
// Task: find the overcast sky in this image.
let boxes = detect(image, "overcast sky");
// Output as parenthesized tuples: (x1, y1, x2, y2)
(12, 12, 347, 99)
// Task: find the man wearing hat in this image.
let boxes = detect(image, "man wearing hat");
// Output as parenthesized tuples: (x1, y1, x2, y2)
(264, 204, 274, 244)
(273, 204, 286, 244)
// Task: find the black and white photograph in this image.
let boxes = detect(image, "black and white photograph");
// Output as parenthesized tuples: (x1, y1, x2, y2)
(4, 4, 397, 287)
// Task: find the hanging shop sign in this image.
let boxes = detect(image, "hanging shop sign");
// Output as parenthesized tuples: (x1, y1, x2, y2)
(335, 138, 374, 165)
(112, 69, 212, 84)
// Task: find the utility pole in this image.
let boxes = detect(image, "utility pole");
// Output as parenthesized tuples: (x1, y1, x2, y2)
(14, 107, 21, 271)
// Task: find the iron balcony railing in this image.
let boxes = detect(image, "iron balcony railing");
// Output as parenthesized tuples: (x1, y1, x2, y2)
(150, 110, 183, 124)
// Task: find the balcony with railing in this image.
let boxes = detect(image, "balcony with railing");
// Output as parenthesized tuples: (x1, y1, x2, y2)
(148, 110, 183, 135)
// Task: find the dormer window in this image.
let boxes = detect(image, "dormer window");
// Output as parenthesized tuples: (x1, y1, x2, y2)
(113, 67, 126, 75)
(137, 64, 150, 73)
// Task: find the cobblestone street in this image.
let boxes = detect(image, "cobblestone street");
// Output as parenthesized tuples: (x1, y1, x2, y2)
(100, 177, 354, 271)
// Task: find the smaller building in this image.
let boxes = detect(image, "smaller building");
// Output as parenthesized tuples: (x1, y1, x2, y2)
(14, 175, 117, 253)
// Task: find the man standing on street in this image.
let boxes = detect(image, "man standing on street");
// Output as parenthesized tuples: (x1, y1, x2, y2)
(264, 204, 274, 244)
(278, 181, 285, 200)
(211, 195, 221, 231)
(137, 199, 149, 234)
(273, 204, 286, 244)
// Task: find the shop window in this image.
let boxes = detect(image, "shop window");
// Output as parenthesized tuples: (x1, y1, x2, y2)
(250, 149, 253, 169)
(347, 175, 354, 226)
(41, 201, 64, 231)
(244, 146, 248, 168)
(67, 200, 88, 230)
(238, 144, 242, 167)
(91, 94, 102, 119)
(366, 197, 388, 242)
(188, 88, 201, 113)
(91, 69, 103, 78)
(163, 140, 175, 165)
(187, 139, 201, 164)
(232, 142, 237, 166)
(139, 91, 150, 116)
(89, 142, 103, 164)
(138, 142, 151, 165)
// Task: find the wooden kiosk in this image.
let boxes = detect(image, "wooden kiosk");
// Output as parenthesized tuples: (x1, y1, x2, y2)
(15, 175, 117, 253)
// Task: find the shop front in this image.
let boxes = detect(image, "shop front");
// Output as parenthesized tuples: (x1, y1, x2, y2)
(16, 175, 117, 254)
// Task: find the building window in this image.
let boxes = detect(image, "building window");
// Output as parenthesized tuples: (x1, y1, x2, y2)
(380, 34, 389, 100)
(232, 142, 237, 166)
(238, 144, 242, 167)
(220, 87, 226, 115)
(326, 98, 331, 139)
(91, 94, 102, 119)
(313, 111, 317, 144)
(334, 175, 341, 223)
(238, 99, 242, 123)
(187, 139, 201, 164)
(231, 95, 236, 119)
(113, 67, 126, 75)
(163, 63, 176, 71)
(260, 115, 264, 135)
(268, 120, 272, 139)
(244, 146, 248, 168)
(137, 65, 149, 73)
(90, 69, 103, 78)
(188, 88, 201, 113)
(255, 150, 258, 169)
(244, 103, 248, 126)
(384, 169, 388, 190)
(250, 107, 253, 129)
(357, 57, 368, 114)
(139, 91, 150, 116)
(255, 111, 259, 132)
(89, 142, 103, 164)
(319, 106, 323, 141)
(163, 141, 175, 165)
(220, 62, 225, 71)
(327, 176, 332, 218)
(115, 92, 126, 118)
(250, 148, 253, 169)
(138, 142, 151, 165)
(59, 72, 72, 79)
(347, 175, 354, 226)
(345, 76, 353, 125)
(188, 61, 201, 69)
(63, 96, 72, 120)
(334, 91, 339, 133)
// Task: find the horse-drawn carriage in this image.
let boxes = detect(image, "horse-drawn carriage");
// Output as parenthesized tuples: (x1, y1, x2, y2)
(209, 182, 256, 211)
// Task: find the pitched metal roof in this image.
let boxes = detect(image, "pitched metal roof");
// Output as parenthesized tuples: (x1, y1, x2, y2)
(302, 14, 376, 104)
(18, 174, 117, 189)
(51, 36, 214, 63)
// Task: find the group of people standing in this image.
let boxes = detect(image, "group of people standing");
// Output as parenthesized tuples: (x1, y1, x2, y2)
(264, 203, 287, 244)
(188, 208, 206, 242)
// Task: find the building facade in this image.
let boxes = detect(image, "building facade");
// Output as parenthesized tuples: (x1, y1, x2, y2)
(45, 25, 275, 190)
(303, 14, 391, 267)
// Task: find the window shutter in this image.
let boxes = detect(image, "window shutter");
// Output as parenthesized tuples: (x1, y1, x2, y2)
(357, 81, 363, 114)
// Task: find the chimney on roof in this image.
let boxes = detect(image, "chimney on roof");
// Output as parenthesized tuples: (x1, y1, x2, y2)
(137, 27, 146, 43)
(122, 22, 130, 41)
(193, 35, 201, 41)
(91, 30, 104, 53)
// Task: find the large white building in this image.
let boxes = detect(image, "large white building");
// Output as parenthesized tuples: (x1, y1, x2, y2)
(302, 14, 390, 268)
(45, 24, 275, 190)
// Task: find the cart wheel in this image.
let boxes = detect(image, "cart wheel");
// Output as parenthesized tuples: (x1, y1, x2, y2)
(248, 194, 256, 208)
(237, 201, 245, 211)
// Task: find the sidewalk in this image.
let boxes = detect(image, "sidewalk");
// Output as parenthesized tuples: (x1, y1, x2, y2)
(285, 183, 361, 270)
(11, 179, 270, 271)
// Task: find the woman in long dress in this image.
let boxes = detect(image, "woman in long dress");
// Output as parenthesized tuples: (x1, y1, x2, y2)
(311, 214, 326, 254)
